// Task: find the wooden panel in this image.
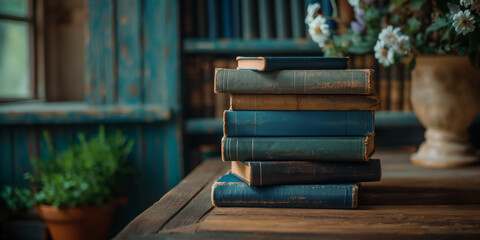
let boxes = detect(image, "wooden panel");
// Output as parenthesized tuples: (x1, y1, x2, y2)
(116, 0, 142, 105)
(85, 0, 115, 104)
(164, 0, 180, 110)
(115, 160, 225, 239)
(0, 127, 13, 186)
(12, 127, 34, 186)
(143, 0, 166, 105)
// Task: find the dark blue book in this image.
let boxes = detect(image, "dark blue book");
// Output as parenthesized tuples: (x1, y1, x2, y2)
(274, 0, 291, 39)
(221, 0, 233, 38)
(207, 0, 221, 38)
(222, 135, 374, 162)
(291, 0, 306, 38)
(231, 159, 381, 186)
(241, 0, 258, 39)
(236, 56, 349, 71)
(196, 0, 207, 38)
(321, 0, 337, 31)
(258, 0, 274, 39)
(223, 110, 374, 137)
(231, 0, 242, 38)
(212, 173, 359, 209)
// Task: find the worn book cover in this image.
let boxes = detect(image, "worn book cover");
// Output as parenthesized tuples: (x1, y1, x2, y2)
(212, 173, 359, 209)
(222, 135, 375, 162)
(214, 69, 374, 95)
(223, 110, 374, 137)
(236, 56, 349, 71)
(229, 94, 379, 111)
(231, 159, 381, 186)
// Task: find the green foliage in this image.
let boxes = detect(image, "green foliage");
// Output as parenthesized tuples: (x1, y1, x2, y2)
(6, 126, 134, 209)
(0, 185, 34, 212)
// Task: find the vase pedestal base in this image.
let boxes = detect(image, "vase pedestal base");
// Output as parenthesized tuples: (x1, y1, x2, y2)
(410, 129, 478, 168)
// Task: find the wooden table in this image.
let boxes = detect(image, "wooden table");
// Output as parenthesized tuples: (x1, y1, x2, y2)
(116, 151, 480, 239)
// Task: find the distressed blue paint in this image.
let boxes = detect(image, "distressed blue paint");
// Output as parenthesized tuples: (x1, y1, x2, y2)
(0, 128, 13, 186)
(143, 0, 166, 105)
(165, 0, 181, 111)
(53, 127, 72, 152)
(12, 127, 33, 186)
(144, 124, 167, 203)
(164, 122, 183, 189)
(183, 39, 322, 54)
(116, 0, 142, 105)
(86, 0, 115, 105)
(0, 103, 171, 125)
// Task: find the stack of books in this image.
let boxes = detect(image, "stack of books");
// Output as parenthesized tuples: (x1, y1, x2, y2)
(211, 57, 381, 209)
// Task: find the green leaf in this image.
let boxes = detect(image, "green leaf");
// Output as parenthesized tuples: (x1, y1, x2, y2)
(409, 0, 427, 11)
(407, 18, 421, 32)
(425, 18, 449, 33)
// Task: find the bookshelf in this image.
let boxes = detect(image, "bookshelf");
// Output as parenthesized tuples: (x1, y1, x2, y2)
(183, 39, 322, 54)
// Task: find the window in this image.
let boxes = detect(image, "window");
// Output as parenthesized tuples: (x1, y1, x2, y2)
(0, 0, 35, 99)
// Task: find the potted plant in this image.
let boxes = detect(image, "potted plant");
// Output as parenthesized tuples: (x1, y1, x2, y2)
(2, 126, 133, 240)
(305, 0, 480, 168)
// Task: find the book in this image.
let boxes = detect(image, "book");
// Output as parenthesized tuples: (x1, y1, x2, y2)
(229, 94, 379, 111)
(231, 159, 381, 186)
(236, 56, 349, 71)
(258, 0, 274, 39)
(213, 59, 230, 118)
(274, 0, 291, 39)
(207, 0, 221, 38)
(214, 69, 374, 95)
(186, 56, 204, 117)
(402, 64, 412, 111)
(196, 0, 207, 38)
(389, 64, 403, 111)
(378, 65, 390, 110)
(221, 0, 233, 38)
(290, 0, 305, 39)
(241, 0, 258, 39)
(182, 0, 196, 38)
(211, 173, 359, 209)
(321, 0, 337, 31)
(337, 0, 354, 35)
(223, 110, 374, 137)
(202, 56, 215, 117)
(231, 0, 242, 38)
(222, 135, 375, 162)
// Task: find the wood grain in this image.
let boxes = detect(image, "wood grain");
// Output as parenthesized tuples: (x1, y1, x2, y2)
(115, 160, 227, 239)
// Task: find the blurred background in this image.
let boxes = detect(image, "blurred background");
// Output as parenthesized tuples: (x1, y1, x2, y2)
(1, 0, 480, 239)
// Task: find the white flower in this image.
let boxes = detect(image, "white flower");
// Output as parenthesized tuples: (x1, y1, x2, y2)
(308, 15, 330, 48)
(392, 35, 410, 55)
(452, 10, 476, 35)
(374, 40, 395, 67)
(305, 3, 321, 24)
(461, 0, 473, 7)
(378, 25, 401, 46)
(348, 0, 360, 9)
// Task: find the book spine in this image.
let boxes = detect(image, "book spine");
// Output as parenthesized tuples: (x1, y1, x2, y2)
(389, 64, 403, 111)
(196, 0, 207, 38)
(214, 69, 374, 95)
(212, 176, 358, 209)
(231, 0, 242, 38)
(222, 136, 372, 162)
(290, 0, 305, 39)
(240, 160, 381, 186)
(321, 0, 337, 31)
(402, 64, 412, 111)
(221, 0, 233, 38)
(337, 0, 354, 35)
(378, 65, 390, 110)
(224, 110, 374, 136)
(241, 0, 258, 39)
(261, 57, 349, 71)
(207, 0, 221, 38)
(213, 59, 230, 118)
(274, 0, 291, 39)
(230, 94, 379, 111)
(186, 56, 204, 117)
(202, 56, 215, 117)
(182, 0, 196, 38)
(258, 0, 275, 39)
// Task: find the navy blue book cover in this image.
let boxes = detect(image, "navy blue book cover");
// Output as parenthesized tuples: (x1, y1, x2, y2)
(236, 57, 349, 71)
(207, 0, 221, 38)
(224, 110, 374, 137)
(221, 0, 233, 38)
(231, 0, 242, 38)
(212, 173, 359, 209)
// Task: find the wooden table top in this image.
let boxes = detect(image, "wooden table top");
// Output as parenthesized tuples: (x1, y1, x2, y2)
(116, 150, 480, 239)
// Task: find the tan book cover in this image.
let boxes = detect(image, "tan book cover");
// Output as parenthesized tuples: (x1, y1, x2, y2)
(230, 94, 379, 111)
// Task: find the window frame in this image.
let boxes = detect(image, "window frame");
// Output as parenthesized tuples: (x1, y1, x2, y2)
(0, 0, 44, 102)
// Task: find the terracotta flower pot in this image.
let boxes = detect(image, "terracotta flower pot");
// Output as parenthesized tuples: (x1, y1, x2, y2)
(410, 56, 480, 168)
(36, 198, 126, 240)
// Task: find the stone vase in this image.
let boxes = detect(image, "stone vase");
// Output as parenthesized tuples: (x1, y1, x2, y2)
(410, 56, 480, 168)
